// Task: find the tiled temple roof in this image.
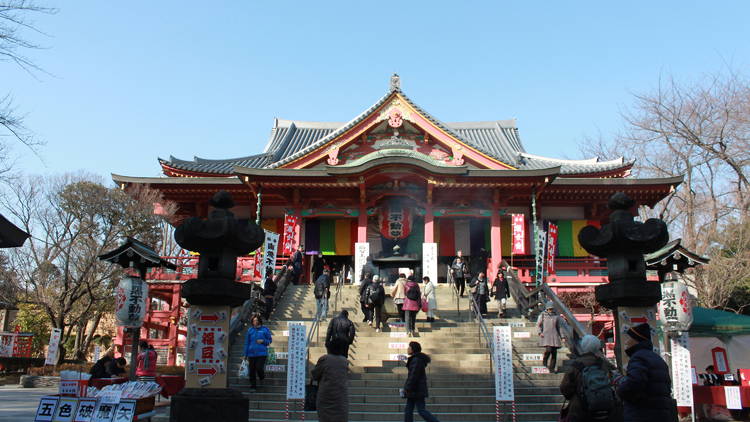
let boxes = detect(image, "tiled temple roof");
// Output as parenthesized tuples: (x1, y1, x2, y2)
(160, 88, 631, 176)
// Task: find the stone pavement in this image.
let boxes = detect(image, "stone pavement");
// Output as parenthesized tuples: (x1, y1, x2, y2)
(0, 385, 58, 422)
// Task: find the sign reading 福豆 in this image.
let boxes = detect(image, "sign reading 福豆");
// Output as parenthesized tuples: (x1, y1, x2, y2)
(185, 305, 229, 389)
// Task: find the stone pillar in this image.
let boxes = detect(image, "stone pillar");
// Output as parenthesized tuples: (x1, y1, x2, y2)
(489, 207, 502, 280)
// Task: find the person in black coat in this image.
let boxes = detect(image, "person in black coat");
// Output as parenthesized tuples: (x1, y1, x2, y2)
(106, 357, 127, 378)
(491, 270, 510, 318)
(403, 341, 440, 422)
(469, 272, 489, 316)
(288, 245, 304, 284)
(311, 252, 326, 282)
(89, 349, 115, 379)
(262, 276, 277, 320)
(450, 250, 469, 297)
(365, 275, 386, 332)
(359, 275, 373, 324)
(615, 323, 676, 422)
(325, 310, 356, 358)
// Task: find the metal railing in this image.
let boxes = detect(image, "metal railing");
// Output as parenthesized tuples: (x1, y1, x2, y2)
(467, 292, 494, 373)
(502, 259, 588, 356)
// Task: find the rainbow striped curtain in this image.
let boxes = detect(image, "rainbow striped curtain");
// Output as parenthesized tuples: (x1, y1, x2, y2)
(304, 219, 357, 255)
(550, 220, 600, 257)
(435, 218, 496, 256)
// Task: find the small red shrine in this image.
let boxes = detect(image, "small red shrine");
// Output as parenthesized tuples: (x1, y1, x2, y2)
(113, 75, 680, 364)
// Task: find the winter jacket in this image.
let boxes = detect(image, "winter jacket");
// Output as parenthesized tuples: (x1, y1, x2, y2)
(312, 353, 349, 422)
(423, 281, 438, 311)
(135, 349, 157, 377)
(244, 326, 273, 358)
(365, 283, 386, 306)
(402, 281, 421, 311)
(263, 279, 277, 298)
(391, 277, 407, 303)
(560, 353, 619, 422)
(359, 279, 372, 303)
(491, 274, 510, 300)
(450, 258, 469, 279)
(325, 314, 355, 349)
(105, 359, 126, 377)
(404, 352, 431, 399)
(470, 276, 489, 298)
(537, 311, 565, 348)
(314, 274, 331, 299)
(290, 250, 303, 273)
(89, 356, 113, 379)
(616, 340, 675, 422)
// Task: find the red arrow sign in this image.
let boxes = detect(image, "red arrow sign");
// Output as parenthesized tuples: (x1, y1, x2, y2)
(197, 367, 217, 376)
(200, 314, 219, 322)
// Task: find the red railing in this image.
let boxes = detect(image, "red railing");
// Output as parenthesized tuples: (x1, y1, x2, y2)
(505, 257, 609, 285)
(145, 255, 291, 283)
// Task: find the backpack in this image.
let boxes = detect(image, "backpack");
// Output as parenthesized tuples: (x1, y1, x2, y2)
(314, 281, 325, 299)
(578, 362, 616, 419)
(406, 285, 421, 301)
(367, 285, 383, 305)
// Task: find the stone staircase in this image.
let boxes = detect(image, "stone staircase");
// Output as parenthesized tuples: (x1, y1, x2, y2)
(227, 283, 568, 421)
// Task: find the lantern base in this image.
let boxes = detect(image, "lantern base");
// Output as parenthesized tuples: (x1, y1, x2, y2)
(180, 278, 253, 308)
(169, 388, 248, 422)
(595, 279, 662, 309)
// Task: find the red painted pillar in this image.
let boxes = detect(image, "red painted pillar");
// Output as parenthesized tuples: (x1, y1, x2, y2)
(424, 205, 434, 243)
(167, 284, 180, 366)
(490, 207, 502, 281)
(357, 204, 367, 243)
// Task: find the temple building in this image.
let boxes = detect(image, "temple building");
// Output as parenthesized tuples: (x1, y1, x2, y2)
(113, 75, 681, 363)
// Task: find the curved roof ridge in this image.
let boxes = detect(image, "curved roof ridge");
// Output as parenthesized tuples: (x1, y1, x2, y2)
(267, 89, 396, 168)
(162, 152, 269, 165)
(519, 151, 625, 165)
(274, 118, 345, 129)
(446, 119, 517, 129)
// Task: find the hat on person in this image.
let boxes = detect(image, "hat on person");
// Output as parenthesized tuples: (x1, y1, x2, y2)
(545, 301, 554, 309)
(579, 335, 602, 355)
(626, 323, 651, 342)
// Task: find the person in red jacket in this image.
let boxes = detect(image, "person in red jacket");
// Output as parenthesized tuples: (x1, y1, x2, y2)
(135, 340, 157, 378)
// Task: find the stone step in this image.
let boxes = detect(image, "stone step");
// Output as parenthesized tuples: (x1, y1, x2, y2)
(245, 408, 558, 421)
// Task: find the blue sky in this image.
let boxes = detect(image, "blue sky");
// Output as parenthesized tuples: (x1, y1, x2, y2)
(4, 1, 749, 181)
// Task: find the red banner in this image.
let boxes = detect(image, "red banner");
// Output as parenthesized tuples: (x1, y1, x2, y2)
(252, 249, 263, 280)
(511, 214, 527, 255)
(379, 205, 412, 240)
(281, 214, 299, 255)
(546, 223, 558, 274)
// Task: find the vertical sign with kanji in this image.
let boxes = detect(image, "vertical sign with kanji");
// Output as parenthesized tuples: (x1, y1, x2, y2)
(422, 243, 437, 287)
(354, 242, 370, 285)
(670, 333, 694, 409)
(546, 223, 558, 275)
(45, 328, 62, 365)
(493, 326, 514, 401)
(35, 396, 59, 422)
(286, 322, 307, 400)
(52, 397, 79, 422)
(281, 214, 299, 255)
(73, 398, 98, 422)
(511, 214, 527, 255)
(185, 305, 229, 389)
(260, 230, 280, 283)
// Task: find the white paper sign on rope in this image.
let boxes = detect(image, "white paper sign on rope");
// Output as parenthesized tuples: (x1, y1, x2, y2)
(354, 242, 370, 285)
(670, 333, 694, 408)
(286, 322, 307, 400)
(493, 326, 514, 401)
(422, 243, 438, 286)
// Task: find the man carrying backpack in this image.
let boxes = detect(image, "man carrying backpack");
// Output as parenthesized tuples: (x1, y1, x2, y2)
(365, 275, 386, 332)
(325, 310, 356, 358)
(560, 335, 619, 422)
(314, 269, 331, 321)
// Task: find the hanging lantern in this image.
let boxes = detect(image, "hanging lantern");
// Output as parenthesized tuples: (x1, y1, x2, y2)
(114, 277, 147, 328)
(379, 204, 412, 240)
(659, 280, 693, 332)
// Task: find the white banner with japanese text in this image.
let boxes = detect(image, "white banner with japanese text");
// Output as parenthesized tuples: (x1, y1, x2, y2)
(286, 322, 307, 400)
(260, 230, 280, 283)
(493, 325, 514, 401)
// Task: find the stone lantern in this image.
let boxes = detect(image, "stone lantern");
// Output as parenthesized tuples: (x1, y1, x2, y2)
(169, 191, 264, 422)
(578, 192, 669, 368)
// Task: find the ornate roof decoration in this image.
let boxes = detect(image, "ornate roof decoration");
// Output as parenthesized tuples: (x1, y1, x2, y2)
(158, 76, 633, 178)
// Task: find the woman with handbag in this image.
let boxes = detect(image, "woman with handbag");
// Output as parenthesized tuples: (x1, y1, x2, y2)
(391, 273, 407, 322)
(422, 276, 438, 322)
(402, 278, 421, 337)
(311, 351, 349, 422)
(244, 314, 273, 392)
